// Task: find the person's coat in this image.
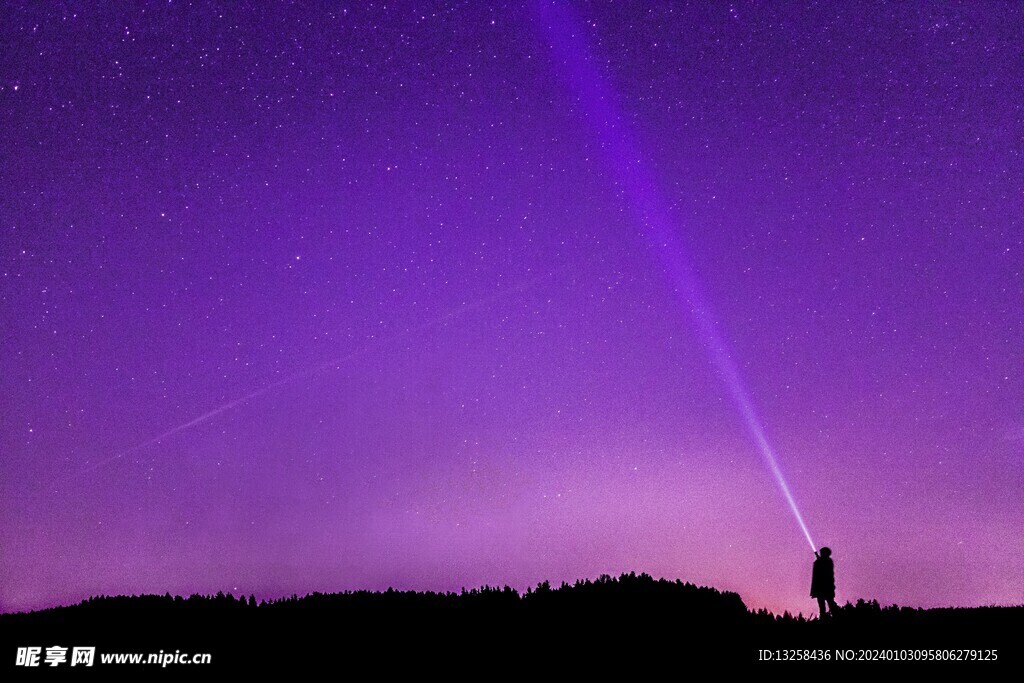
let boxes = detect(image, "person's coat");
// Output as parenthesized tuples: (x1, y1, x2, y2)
(810, 556, 835, 599)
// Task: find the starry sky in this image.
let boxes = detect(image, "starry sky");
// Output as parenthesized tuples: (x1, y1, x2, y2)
(2, 1, 1022, 616)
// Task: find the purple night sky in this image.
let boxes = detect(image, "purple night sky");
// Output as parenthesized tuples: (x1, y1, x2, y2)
(2, 2, 1021, 617)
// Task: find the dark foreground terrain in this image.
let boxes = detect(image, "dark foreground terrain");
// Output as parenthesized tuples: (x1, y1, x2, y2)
(2, 573, 1019, 672)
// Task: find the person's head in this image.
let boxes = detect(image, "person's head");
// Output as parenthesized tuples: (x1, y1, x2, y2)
(819, 547, 831, 558)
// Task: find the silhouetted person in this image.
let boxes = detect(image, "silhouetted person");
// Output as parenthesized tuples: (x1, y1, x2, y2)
(811, 547, 838, 618)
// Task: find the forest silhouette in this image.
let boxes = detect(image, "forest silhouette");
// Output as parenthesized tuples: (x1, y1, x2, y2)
(2, 572, 1017, 670)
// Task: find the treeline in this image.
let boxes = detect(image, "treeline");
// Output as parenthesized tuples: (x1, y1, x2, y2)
(13, 571, 747, 619)
(1, 572, 1019, 670)
(5, 571, 1022, 629)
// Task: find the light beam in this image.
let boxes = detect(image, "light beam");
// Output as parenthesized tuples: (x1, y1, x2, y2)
(533, 1, 817, 552)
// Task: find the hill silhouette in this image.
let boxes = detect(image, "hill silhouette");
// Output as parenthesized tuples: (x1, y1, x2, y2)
(2, 572, 1018, 671)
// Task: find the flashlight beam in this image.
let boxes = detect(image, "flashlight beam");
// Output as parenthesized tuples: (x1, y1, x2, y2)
(533, 1, 816, 552)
